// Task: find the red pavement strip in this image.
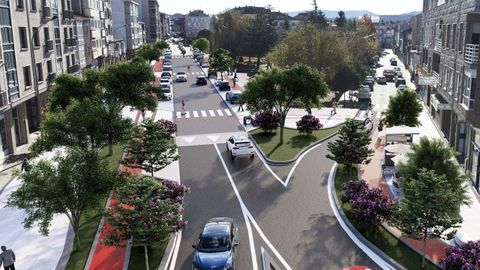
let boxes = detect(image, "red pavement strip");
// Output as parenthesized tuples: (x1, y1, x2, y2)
(222, 72, 243, 91)
(88, 59, 162, 270)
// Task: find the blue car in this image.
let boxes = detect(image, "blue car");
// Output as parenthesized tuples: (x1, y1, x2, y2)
(192, 217, 238, 270)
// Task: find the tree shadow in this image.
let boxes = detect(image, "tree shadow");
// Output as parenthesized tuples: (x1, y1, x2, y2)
(266, 143, 282, 157)
(250, 132, 276, 145)
(289, 134, 316, 149)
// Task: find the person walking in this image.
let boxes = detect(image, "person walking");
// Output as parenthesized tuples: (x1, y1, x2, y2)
(0, 246, 16, 270)
(181, 100, 186, 115)
(330, 98, 337, 115)
(237, 101, 244, 112)
(187, 65, 190, 72)
(21, 158, 29, 172)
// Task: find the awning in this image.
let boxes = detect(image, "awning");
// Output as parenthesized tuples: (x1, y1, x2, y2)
(431, 94, 451, 110)
(385, 125, 420, 136)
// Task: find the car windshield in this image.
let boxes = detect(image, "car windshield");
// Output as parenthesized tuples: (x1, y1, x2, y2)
(177, 72, 185, 75)
(235, 142, 250, 147)
(198, 235, 231, 252)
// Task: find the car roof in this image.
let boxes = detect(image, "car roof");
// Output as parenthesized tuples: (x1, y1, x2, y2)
(177, 71, 186, 74)
(197, 76, 206, 79)
(203, 221, 231, 236)
(232, 135, 250, 142)
(229, 90, 242, 94)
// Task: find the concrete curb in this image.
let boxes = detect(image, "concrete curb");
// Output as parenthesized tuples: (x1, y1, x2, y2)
(249, 125, 342, 166)
(327, 163, 405, 270)
(157, 232, 179, 270)
(55, 225, 75, 270)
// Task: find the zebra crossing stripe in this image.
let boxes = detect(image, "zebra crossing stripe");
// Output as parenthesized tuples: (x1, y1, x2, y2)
(193, 111, 199, 117)
(208, 110, 215, 117)
(358, 111, 366, 118)
(176, 111, 182, 118)
(201, 110, 207, 117)
(216, 109, 224, 116)
(184, 111, 191, 118)
(224, 109, 232, 116)
(376, 111, 382, 119)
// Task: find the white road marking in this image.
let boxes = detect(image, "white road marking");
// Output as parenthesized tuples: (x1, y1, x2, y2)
(201, 110, 207, 117)
(192, 110, 199, 117)
(327, 163, 397, 270)
(358, 111, 366, 118)
(208, 110, 215, 117)
(376, 111, 382, 119)
(182, 136, 195, 144)
(216, 109, 224, 116)
(184, 111, 190, 118)
(207, 135, 220, 142)
(176, 111, 182, 118)
(224, 109, 232, 116)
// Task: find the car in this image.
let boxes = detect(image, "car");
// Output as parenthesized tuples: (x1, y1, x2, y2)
(196, 76, 208, 85)
(159, 83, 172, 99)
(356, 85, 371, 100)
(392, 67, 401, 72)
(163, 64, 173, 72)
(395, 77, 407, 87)
(226, 135, 254, 159)
(390, 58, 397, 66)
(363, 81, 374, 91)
(192, 217, 238, 270)
(218, 81, 231, 91)
(226, 90, 242, 104)
(208, 69, 217, 78)
(395, 71, 403, 78)
(366, 75, 375, 82)
(397, 84, 406, 90)
(383, 69, 395, 82)
(200, 61, 209, 68)
(176, 71, 187, 82)
(161, 71, 172, 79)
(376, 76, 387, 84)
(160, 78, 171, 85)
(195, 54, 204, 61)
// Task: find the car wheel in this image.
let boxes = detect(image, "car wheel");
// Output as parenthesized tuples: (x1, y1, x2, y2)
(230, 151, 235, 160)
(250, 154, 254, 159)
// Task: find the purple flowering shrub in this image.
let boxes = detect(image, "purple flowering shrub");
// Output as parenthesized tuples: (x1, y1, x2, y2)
(296, 114, 323, 134)
(158, 119, 177, 136)
(252, 111, 280, 132)
(340, 179, 393, 228)
(440, 241, 480, 270)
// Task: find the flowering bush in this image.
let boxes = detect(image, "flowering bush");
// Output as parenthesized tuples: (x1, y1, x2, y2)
(440, 241, 480, 270)
(252, 111, 280, 132)
(340, 179, 393, 228)
(296, 114, 323, 134)
(158, 119, 177, 136)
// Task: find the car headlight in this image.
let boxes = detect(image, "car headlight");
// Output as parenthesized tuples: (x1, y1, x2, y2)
(222, 256, 233, 270)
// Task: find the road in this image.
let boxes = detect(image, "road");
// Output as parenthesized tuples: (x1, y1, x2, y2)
(169, 47, 380, 269)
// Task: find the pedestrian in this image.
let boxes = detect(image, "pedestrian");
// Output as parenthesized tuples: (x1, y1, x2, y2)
(368, 101, 373, 117)
(181, 100, 186, 115)
(187, 65, 190, 71)
(330, 98, 337, 115)
(0, 246, 16, 270)
(237, 101, 244, 112)
(21, 158, 29, 172)
(141, 108, 146, 119)
(378, 119, 384, 132)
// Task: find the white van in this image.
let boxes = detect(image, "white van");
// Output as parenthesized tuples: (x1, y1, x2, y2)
(356, 85, 371, 100)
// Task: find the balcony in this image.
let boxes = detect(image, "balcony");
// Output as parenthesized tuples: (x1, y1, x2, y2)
(433, 71, 440, 84)
(99, 11, 105, 19)
(434, 38, 442, 51)
(465, 43, 479, 65)
(65, 38, 77, 47)
(67, 64, 79, 74)
(63, 10, 74, 20)
(0, 92, 8, 107)
(42, 6, 51, 18)
(45, 40, 54, 52)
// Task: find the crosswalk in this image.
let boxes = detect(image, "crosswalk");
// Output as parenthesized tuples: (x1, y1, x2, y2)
(170, 55, 193, 58)
(173, 72, 203, 76)
(357, 110, 383, 119)
(176, 108, 233, 119)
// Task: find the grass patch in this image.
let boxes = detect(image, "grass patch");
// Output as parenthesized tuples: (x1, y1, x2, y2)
(250, 125, 342, 161)
(65, 144, 124, 270)
(335, 165, 440, 270)
(128, 241, 169, 270)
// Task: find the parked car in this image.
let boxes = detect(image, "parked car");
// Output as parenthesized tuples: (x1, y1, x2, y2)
(160, 78, 171, 85)
(397, 84, 406, 90)
(376, 76, 387, 84)
(208, 69, 217, 78)
(196, 76, 208, 85)
(383, 69, 395, 82)
(363, 81, 374, 91)
(226, 90, 242, 104)
(192, 217, 238, 270)
(200, 61, 209, 68)
(159, 83, 172, 100)
(218, 81, 231, 91)
(161, 71, 172, 79)
(163, 64, 173, 72)
(195, 54, 204, 61)
(176, 71, 187, 82)
(226, 135, 254, 159)
(395, 71, 403, 78)
(390, 58, 397, 66)
(392, 67, 401, 72)
(356, 85, 371, 100)
(395, 77, 407, 87)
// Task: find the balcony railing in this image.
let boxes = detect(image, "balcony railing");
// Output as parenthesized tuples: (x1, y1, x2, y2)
(465, 43, 479, 65)
(63, 10, 74, 20)
(45, 40, 54, 52)
(433, 71, 440, 84)
(42, 6, 51, 18)
(434, 38, 442, 51)
(65, 38, 77, 47)
(67, 64, 79, 74)
(0, 92, 8, 107)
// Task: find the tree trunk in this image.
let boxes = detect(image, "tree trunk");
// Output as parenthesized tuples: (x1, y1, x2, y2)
(248, 56, 251, 63)
(108, 141, 113, 157)
(144, 245, 150, 270)
(73, 218, 81, 250)
(422, 231, 427, 269)
(256, 55, 261, 70)
(279, 115, 285, 145)
(151, 167, 154, 178)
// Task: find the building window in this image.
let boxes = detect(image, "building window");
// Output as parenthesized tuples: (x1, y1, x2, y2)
(446, 24, 451, 49)
(33, 27, 40, 47)
(30, 0, 36, 10)
(16, 0, 24, 9)
(23, 66, 32, 88)
(19, 27, 28, 49)
(462, 76, 476, 108)
(47, 60, 52, 73)
(459, 23, 464, 53)
(36, 63, 43, 82)
(452, 24, 457, 50)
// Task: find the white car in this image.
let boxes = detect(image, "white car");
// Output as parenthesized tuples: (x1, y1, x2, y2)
(160, 83, 172, 100)
(397, 84, 406, 90)
(176, 72, 187, 82)
(226, 135, 255, 160)
(200, 61, 209, 68)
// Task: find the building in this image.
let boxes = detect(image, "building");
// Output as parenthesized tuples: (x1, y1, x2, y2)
(420, 0, 480, 192)
(138, 0, 161, 42)
(171, 16, 184, 36)
(112, 0, 144, 56)
(159, 12, 171, 39)
(184, 10, 210, 39)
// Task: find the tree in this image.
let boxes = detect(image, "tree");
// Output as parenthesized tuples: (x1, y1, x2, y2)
(153, 40, 169, 52)
(122, 118, 179, 177)
(341, 179, 393, 229)
(208, 48, 234, 79)
(384, 89, 423, 127)
(252, 111, 280, 132)
(391, 169, 467, 268)
(244, 9, 278, 69)
(211, 10, 248, 58)
(307, 0, 328, 28)
(440, 240, 480, 269)
(7, 148, 116, 250)
(192, 37, 210, 53)
(102, 174, 187, 270)
(135, 44, 162, 62)
(243, 64, 329, 144)
(329, 64, 362, 94)
(335, 10, 347, 28)
(31, 98, 133, 155)
(326, 118, 374, 170)
(296, 114, 322, 134)
(196, 29, 211, 40)
(157, 119, 177, 136)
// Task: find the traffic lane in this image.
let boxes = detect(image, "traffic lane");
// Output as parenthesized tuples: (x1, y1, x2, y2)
(175, 116, 244, 136)
(216, 138, 378, 269)
(175, 145, 253, 270)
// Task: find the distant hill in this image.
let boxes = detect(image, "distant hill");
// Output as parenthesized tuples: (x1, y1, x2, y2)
(169, 13, 184, 20)
(287, 10, 421, 20)
(379, 11, 422, 22)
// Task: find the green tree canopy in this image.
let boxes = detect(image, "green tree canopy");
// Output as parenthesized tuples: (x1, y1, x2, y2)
(192, 37, 210, 53)
(7, 148, 116, 250)
(244, 9, 278, 69)
(135, 44, 162, 62)
(243, 64, 329, 144)
(326, 118, 374, 170)
(197, 29, 212, 40)
(209, 48, 234, 79)
(122, 118, 179, 177)
(335, 10, 347, 28)
(153, 40, 169, 52)
(211, 10, 247, 58)
(384, 89, 423, 127)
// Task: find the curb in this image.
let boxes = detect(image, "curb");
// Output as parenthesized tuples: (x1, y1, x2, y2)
(158, 232, 179, 270)
(327, 163, 406, 270)
(249, 125, 343, 166)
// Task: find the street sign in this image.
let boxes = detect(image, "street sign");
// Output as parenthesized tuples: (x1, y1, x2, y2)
(418, 76, 436, 86)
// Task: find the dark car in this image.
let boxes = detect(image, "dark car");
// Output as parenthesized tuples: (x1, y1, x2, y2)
(196, 76, 208, 86)
(383, 69, 395, 82)
(218, 81, 231, 91)
(226, 90, 242, 104)
(207, 69, 217, 78)
(390, 58, 397, 66)
(395, 78, 407, 87)
(192, 217, 238, 270)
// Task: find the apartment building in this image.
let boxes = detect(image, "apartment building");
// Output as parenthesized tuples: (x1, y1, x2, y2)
(420, 0, 480, 192)
(159, 12, 170, 39)
(138, 0, 160, 42)
(112, 0, 144, 56)
(184, 10, 210, 39)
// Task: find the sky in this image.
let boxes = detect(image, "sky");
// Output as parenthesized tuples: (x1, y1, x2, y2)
(159, 0, 422, 16)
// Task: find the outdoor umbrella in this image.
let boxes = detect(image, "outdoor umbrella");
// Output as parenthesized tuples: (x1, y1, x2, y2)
(385, 144, 412, 154)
